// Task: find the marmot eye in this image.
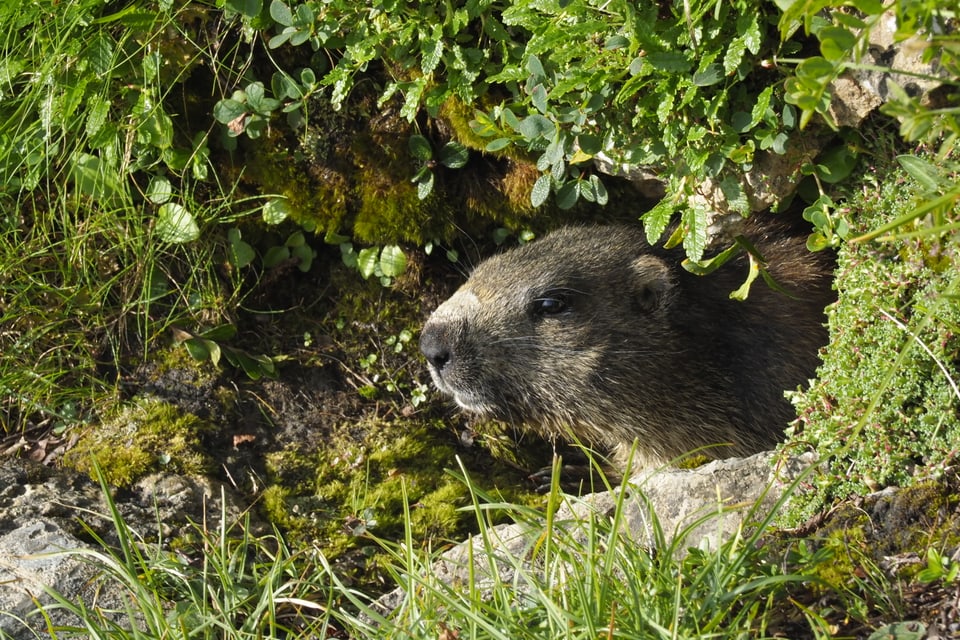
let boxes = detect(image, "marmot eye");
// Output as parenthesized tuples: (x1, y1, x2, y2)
(532, 291, 570, 317)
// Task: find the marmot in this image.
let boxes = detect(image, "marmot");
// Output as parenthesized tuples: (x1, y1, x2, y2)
(419, 223, 833, 469)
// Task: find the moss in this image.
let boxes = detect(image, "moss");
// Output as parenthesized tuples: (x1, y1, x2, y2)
(245, 135, 350, 238)
(63, 398, 215, 487)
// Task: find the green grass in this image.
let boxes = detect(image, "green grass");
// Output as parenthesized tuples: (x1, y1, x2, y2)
(0, 0, 246, 433)
(7, 459, 835, 640)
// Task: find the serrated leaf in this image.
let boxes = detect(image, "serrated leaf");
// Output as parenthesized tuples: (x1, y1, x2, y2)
(682, 206, 708, 262)
(85, 95, 110, 137)
(84, 33, 115, 76)
(421, 26, 443, 75)
(157, 202, 199, 244)
(724, 37, 747, 75)
(642, 199, 675, 245)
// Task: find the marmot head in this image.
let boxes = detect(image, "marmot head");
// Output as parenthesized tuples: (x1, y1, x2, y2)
(419, 226, 678, 448)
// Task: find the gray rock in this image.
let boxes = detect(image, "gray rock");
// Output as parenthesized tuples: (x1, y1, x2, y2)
(376, 452, 816, 613)
(0, 458, 251, 638)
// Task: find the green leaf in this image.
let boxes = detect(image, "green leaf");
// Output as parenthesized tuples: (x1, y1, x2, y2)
(555, 181, 579, 209)
(70, 153, 122, 202)
(604, 35, 630, 50)
(692, 64, 722, 87)
(438, 141, 468, 168)
(379, 245, 407, 277)
(213, 99, 247, 124)
(526, 55, 546, 83)
(225, 0, 261, 18)
(146, 175, 173, 204)
(682, 206, 708, 262)
(408, 134, 433, 161)
(291, 242, 314, 271)
(357, 247, 379, 279)
(531, 84, 548, 114)
(642, 198, 675, 245)
(156, 203, 200, 244)
(819, 26, 857, 62)
(269, 0, 292, 26)
(897, 155, 944, 193)
(531, 174, 551, 208)
(85, 95, 110, 137)
(263, 197, 292, 224)
(518, 114, 555, 140)
(729, 252, 762, 301)
(200, 324, 238, 341)
(84, 33, 115, 76)
(184, 337, 212, 363)
(817, 144, 858, 184)
(263, 245, 290, 268)
(416, 171, 434, 200)
(485, 138, 512, 152)
(647, 51, 691, 72)
(724, 37, 747, 75)
(228, 233, 256, 269)
(421, 25, 443, 75)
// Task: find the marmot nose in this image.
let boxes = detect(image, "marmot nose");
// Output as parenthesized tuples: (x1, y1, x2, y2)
(419, 323, 452, 371)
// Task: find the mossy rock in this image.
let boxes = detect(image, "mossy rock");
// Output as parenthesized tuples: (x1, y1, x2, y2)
(63, 397, 216, 487)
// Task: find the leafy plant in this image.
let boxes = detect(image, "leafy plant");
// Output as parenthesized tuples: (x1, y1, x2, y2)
(782, 156, 960, 523)
(212, 0, 804, 259)
(409, 134, 469, 200)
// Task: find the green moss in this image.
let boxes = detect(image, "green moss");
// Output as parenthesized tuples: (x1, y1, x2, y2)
(245, 136, 350, 238)
(63, 398, 215, 487)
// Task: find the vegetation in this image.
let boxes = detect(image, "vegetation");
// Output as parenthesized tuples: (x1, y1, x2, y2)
(1, 0, 959, 636)
(781, 153, 960, 524)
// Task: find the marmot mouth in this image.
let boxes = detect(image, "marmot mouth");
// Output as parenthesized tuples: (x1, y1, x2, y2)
(451, 390, 495, 416)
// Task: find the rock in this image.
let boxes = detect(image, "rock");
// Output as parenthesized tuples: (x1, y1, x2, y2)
(0, 458, 253, 637)
(376, 452, 816, 613)
(0, 518, 128, 638)
(830, 11, 948, 129)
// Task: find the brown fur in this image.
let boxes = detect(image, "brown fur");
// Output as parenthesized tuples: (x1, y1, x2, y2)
(419, 223, 833, 469)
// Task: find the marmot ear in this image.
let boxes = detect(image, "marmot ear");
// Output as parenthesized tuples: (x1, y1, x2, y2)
(630, 255, 675, 313)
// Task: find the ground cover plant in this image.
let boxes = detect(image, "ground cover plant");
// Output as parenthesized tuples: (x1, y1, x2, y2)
(1, 0, 960, 637)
